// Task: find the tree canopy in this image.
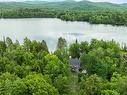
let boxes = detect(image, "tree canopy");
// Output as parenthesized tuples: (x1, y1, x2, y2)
(0, 37, 127, 95)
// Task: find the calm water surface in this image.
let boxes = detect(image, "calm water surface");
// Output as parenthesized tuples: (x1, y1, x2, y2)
(0, 18, 127, 51)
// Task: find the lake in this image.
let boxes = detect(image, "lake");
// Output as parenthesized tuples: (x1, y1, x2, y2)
(0, 18, 127, 51)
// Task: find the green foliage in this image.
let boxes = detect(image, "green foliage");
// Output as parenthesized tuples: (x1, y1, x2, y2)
(0, 41, 6, 54)
(0, 1, 127, 26)
(80, 74, 104, 95)
(57, 37, 67, 50)
(0, 73, 58, 95)
(6, 37, 13, 47)
(54, 49, 69, 62)
(80, 40, 121, 80)
(23, 37, 48, 53)
(69, 42, 80, 58)
(54, 75, 70, 95)
(112, 74, 127, 95)
(23, 74, 58, 95)
(0, 37, 127, 95)
(44, 54, 69, 81)
(0, 72, 27, 95)
(101, 90, 120, 95)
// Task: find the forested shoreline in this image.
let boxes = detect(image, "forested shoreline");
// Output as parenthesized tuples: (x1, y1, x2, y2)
(0, 37, 127, 95)
(0, 8, 127, 26)
(0, 0, 127, 26)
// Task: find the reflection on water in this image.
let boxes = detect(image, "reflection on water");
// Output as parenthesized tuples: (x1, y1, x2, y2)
(63, 33, 85, 36)
(0, 18, 127, 51)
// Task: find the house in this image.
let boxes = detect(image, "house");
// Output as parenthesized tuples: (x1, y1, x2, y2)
(69, 57, 80, 72)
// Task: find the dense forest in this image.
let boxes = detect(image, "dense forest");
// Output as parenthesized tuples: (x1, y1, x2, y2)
(0, 1, 127, 26)
(0, 37, 127, 95)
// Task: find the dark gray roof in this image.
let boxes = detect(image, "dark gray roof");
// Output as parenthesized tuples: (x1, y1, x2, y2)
(69, 58, 80, 67)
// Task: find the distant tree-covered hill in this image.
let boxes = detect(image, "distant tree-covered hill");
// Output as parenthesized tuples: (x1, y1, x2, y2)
(0, 0, 127, 11)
